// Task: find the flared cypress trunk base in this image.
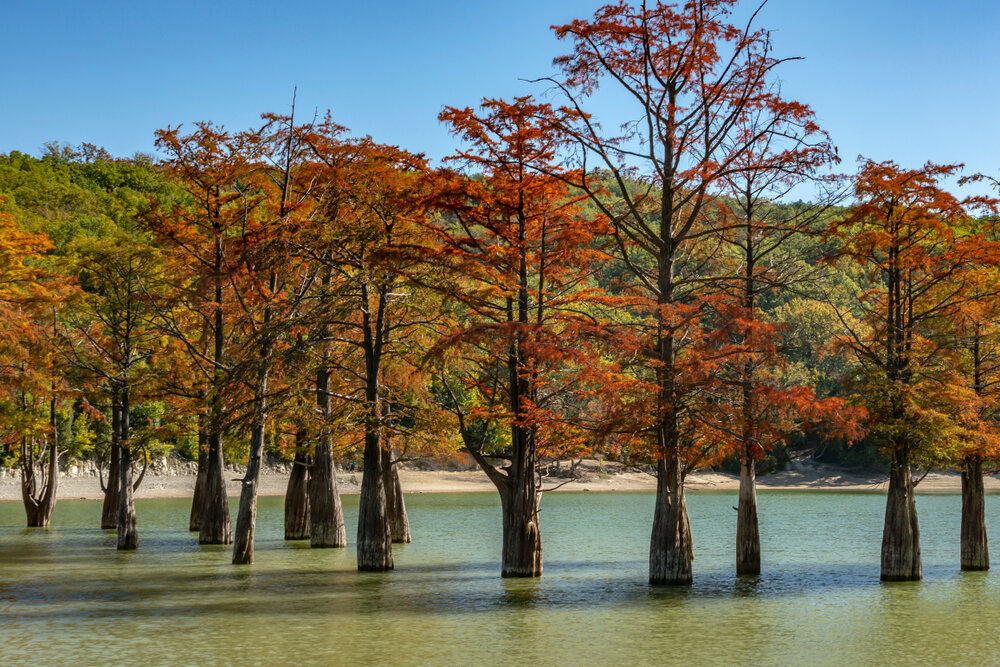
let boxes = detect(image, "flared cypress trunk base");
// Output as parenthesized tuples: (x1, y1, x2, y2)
(189, 445, 209, 532)
(24, 501, 56, 528)
(309, 444, 346, 548)
(117, 447, 138, 551)
(961, 456, 989, 571)
(284, 453, 311, 541)
(199, 434, 232, 545)
(381, 450, 411, 544)
(232, 484, 258, 565)
(500, 489, 542, 578)
(357, 456, 393, 572)
(101, 443, 121, 530)
(880, 448, 921, 582)
(649, 458, 692, 586)
(736, 458, 760, 576)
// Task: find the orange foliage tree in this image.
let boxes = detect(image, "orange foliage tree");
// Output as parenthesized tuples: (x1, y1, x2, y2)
(150, 122, 257, 545)
(430, 96, 612, 577)
(705, 99, 861, 575)
(0, 206, 68, 527)
(547, 0, 819, 584)
(299, 128, 435, 571)
(828, 159, 999, 581)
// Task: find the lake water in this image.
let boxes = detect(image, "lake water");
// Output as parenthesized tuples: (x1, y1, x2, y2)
(1, 491, 999, 666)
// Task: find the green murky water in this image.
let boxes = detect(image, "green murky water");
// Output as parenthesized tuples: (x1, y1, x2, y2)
(1, 491, 999, 666)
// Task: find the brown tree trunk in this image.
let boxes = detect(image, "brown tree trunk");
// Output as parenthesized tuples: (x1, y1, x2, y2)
(880, 445, 921, 581)
(357, 428, 393, 571)
(23, 396, 59, 528)
(199, 228, 232, 545)
(117, 386, 138, 550)
(117, 443, 138, 550)
(381, 448, 411, 544)
(101, 397, 122, 530)
(961, 455, 989, 571)
(284, 432, 311, 541)
(198, 426, 232, 545)
(309, 366, 346, 548)
(649, 453, 692, 585)
(736, 455, 760, 575)
(189, 419, 209, 532)
(232, 420, 265, 564)
(500, 473, 541, 577)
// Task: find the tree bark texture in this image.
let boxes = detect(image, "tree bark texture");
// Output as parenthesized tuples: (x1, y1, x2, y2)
(284, 434, 311, 541)
(499, 481, 541, 577)
(357, 428, 393, 571)
(189, 421, 209, 532)
(381, 448, 411, 544)
(880, 446, 922, 581)
(232, 421, 265, 564)
(736, 456, 760, 575)
(101, 398, 122, 530)
(117, 453, 138, 551)
(649, 453, 692, 585)
(198, 427, 232, 545)
(309, 366, 346, 548)
(198, 228, 232, 545)
(961, 455, 989, 571)
(22, 397, 59, 528)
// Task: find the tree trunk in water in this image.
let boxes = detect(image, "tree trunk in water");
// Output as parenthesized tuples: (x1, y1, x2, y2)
(381, 448, 411, 544)
(961, 455, 989, 571)
(23, 397, 59, 528)
(284, 437, 310, 541)
(308, 441, 346, 548)
(309, 364, 346, 548)
(649, 454, 692, 585)
(117, 445, 138, 550)
(199, 228, 231, 545)
(232, 421, 265, 564)
(736, 457, 760, 575)
(189, 428, 209, 532)
(198, 429, 232, 545)
(101, 400, 122, 530)
(500, 479, 542, 577)
(880, 446, 921, 581)
(357, 427, 393, 571)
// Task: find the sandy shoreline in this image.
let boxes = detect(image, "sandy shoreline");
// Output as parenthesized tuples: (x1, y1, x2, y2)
(0, 462, 996, 501)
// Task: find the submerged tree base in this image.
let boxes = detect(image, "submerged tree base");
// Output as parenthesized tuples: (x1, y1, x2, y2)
(880, 450, 921, 582)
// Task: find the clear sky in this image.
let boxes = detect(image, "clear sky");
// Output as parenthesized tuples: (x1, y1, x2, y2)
(2, 0, 998, 189)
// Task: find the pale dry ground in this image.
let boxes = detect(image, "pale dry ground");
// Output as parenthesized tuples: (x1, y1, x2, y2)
(0, 459, 996, 501)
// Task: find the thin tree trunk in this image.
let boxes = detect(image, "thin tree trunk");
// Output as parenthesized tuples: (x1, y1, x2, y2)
(284, 431, 311, 540)
(961, 455, 989, 571)
(117, 388, 137, 550)
(117, 444, 138, 549)
(736, 455, 760, 575)
(649, 452, 692, 585)
(23, 396, 59, 528)
(189, 430, 209, 532)
(880, 445, 921, 581)
(381, 448, 411, 544)
(199, 227, 232, 545)
(102, 397, 122, 530)
(232, 419, 265, 564)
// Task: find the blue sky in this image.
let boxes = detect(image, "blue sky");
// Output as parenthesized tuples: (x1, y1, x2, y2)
(2, 0, 998, 189)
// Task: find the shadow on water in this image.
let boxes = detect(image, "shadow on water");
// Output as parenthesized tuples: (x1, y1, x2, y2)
(499, 576, 542, 608)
